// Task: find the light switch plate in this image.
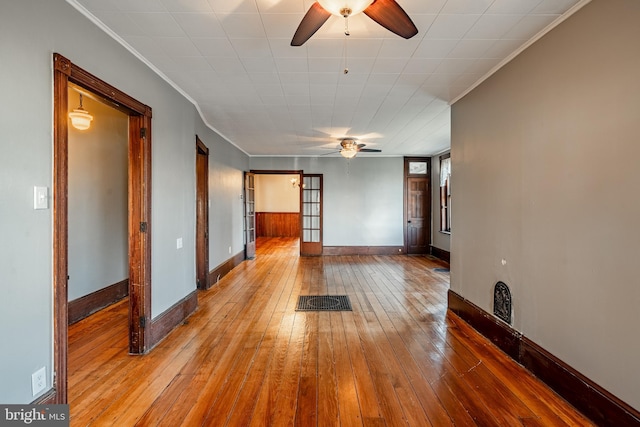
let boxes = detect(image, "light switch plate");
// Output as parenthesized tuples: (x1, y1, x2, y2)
(34, 186, 48, 210)
(177, 238, 183, 249)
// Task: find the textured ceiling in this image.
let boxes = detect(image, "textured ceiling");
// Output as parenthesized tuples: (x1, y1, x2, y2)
(69, 0, 587, 156)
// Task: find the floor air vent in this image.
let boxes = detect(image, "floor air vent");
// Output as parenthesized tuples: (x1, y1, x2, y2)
(493, 281, 512, 324)
(296, 295, 352, 312)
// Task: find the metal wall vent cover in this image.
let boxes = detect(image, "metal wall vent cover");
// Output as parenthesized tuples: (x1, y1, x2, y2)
(493, 281, 512, 324)
(296, 295, 352, 311)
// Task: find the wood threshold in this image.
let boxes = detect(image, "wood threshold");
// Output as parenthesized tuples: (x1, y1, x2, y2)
(448, 289, 640, 426)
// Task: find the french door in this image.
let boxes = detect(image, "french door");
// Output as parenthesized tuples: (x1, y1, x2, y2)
(244, 172, 256, 259)
(300, 174, 322, 256)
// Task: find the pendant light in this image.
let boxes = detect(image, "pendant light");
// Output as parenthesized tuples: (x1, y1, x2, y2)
(69, 93, 93, 130)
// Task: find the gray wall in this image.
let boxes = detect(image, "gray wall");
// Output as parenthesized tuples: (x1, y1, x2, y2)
(68, 91, 128, 301)
(250, 157, 404, 246)
(194, 125, 249, 270)
(451, 0, 640, 410)
(0, 0, 248, 403)
(431, 151, 451, 252)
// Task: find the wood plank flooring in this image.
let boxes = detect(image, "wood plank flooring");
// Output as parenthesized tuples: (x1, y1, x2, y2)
(68, 237, 594, 426)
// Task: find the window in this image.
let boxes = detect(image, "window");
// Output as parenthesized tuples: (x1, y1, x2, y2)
(439, 154, 451, 232)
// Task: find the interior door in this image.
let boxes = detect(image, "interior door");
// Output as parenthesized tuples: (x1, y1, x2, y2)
(244, 171, 256, 259)
(300, 174, 322, 256)
(405, 158, 431, 255)
(196, 137, 209, 289)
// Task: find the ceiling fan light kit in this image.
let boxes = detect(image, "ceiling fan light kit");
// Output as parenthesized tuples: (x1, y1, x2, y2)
(291, 0, 418, 47)
(318, 0, 373, 17)
(336, 138, 382, 159)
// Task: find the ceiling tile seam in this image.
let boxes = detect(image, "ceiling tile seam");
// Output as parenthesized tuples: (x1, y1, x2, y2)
(65, 0, 250, 156)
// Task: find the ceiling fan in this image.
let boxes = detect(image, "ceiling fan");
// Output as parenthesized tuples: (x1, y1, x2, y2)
(330, 138, 382, 158)
(291, 0, 418, 47)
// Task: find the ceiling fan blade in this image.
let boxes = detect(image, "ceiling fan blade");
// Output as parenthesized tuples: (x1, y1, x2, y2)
(358, 148, 382, 152)
(363, 0, 418, 39)
(291, 2, 332, 46)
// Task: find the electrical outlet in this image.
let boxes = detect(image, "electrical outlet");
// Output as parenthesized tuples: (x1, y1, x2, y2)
(177, 238, 183, 249)
(228, 246, 232, 254)
(32, 367, 46, 396)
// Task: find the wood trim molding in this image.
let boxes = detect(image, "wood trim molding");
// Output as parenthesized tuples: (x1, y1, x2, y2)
(53, 52, 153, 402)
(206, 251, 246, 290)
(429, 246, 450, 263)
(68, 279, 129, 325)
(148, 291, 198, 349)
(31, 389, 57, 405)
(323, 246, 405, 256)
(447, 290, 640, 426)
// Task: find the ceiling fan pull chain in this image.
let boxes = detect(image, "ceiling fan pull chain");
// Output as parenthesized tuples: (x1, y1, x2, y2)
(343, 16, 349, 74)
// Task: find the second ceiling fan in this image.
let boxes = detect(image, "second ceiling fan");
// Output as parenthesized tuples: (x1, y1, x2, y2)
(291, 0, 418, 47)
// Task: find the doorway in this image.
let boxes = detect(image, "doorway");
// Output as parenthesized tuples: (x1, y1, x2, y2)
(246, 170, 305, 257)
(53, 53, 152, 403)
(66, 84, 129, 324)
(196, 137, 209, 289)
(404, 157, 431, 255)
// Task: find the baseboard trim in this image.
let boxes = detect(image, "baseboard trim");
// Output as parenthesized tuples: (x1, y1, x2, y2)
(31, 389, 56, 405)
(68, 279, 129, 325)
(148, 290, 197, 349)
(206, 251, 246, 289)
(447, 290, 640, 426)
(323, 246, 404, 256)
(430, 246, 450, 263)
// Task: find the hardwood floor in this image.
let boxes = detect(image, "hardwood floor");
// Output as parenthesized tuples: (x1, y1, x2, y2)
(68, 237, 594, 426)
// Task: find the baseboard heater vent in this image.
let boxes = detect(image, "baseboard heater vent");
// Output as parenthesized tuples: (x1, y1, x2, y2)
(296, 295, 352, 311)
(493, 281, 512, 324)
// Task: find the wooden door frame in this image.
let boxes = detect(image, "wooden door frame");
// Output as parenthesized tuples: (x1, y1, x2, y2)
(244, 171, 257, 259)
(196, 136, 209, 289)
(248, 169, 303, 251)
(403, 157, 431, 255)
(53, 53, 152, 403)
(300, 174, 323, 256)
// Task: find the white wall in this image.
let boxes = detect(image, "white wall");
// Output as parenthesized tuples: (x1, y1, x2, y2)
(255, 174, 300, 213)
(0, 0, 248, 403)
(250, 157, 404, 246)
(451, 0, 640, 409)
(68, 89, 128, 301)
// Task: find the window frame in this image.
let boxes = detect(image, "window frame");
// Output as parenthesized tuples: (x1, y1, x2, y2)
(439, 153, 451, 233)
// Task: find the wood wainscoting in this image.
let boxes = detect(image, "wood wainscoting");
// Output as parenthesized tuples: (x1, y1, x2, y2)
(68, 279, 129, 324)
(448, 290, 640, 426)
(256, 212, 300, 237)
